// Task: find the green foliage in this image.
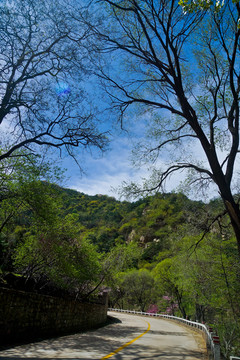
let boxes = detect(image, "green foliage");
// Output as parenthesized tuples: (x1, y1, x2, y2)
(171, 233, 240, 353)
(104, 242, 142, 278)
(178, 0, 240, 29)
(13, 216, 101, 294)
(0, 152, 63, 270)
(176, 234, 240, 315)
(120, 269, 154, 312)
(179, 0, 239, 12)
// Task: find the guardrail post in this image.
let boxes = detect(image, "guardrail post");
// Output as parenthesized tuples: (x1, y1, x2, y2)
(212, 336, 220, 360)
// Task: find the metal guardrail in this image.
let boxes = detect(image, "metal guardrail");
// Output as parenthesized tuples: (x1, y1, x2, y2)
(230, 358, 240, 360)
(108, 308, 220, 360)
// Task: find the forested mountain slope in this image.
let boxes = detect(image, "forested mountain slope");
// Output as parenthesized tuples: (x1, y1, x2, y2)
(54, 186, 208, 256)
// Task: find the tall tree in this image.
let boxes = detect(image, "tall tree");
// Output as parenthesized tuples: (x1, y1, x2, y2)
(121, 269, 154, 312)
(0, 0, 107, 164)
(89, 0, 240, 256)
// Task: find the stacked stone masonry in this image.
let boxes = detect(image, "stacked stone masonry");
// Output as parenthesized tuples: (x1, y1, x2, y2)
(0, 287, 108, 345)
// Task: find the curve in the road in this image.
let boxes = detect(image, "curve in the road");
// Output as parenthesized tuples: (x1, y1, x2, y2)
(101, 320, 151, 359)
(0, 312, 207, 359)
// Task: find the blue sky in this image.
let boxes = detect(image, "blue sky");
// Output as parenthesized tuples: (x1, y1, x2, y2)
(65, 135, 141, 198)
(61, 129, 192, 200)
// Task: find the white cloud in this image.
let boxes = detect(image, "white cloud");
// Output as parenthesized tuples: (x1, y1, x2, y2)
(65, 133, 187, 199)
(66, 138, 145, 198)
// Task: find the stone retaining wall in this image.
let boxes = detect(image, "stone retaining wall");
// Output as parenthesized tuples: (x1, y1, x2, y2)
(0, 287, 108, 345)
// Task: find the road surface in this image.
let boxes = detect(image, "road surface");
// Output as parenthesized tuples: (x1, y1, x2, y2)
(0, 311, 207, 359)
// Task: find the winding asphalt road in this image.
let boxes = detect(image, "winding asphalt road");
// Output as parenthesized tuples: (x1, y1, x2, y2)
(0, 311, 207, 359)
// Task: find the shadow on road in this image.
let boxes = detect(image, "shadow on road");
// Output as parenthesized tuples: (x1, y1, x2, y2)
(0, 315, 204, 360)
(0, 322, 148, 359)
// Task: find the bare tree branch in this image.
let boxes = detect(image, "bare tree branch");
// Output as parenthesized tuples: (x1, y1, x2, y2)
(0, 0, 107, 164)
